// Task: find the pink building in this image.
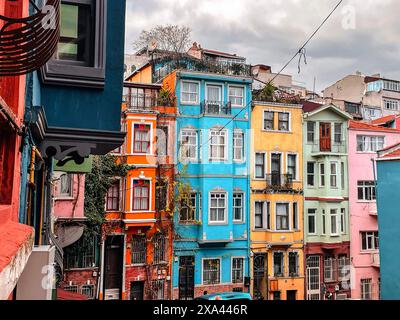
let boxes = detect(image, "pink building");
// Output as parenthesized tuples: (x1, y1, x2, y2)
(348, 120, 400, 300)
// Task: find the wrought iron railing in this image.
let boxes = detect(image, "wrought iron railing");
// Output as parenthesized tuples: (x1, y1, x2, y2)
(200, 101, 232, 115)
(0, 0, 60, 76)
(124, 93, 158, 110)
(266, 174, 294, 191)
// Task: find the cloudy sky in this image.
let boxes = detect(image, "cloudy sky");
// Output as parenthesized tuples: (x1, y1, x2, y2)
(125, 0, 400, 93)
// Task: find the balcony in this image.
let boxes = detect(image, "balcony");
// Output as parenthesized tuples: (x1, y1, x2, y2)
(200, 101, 232, 116)
(266, 174, 294, 191)
(124, 93, 158, 111)
(368, 202, 378, 216)
(311, 140, 347, 156)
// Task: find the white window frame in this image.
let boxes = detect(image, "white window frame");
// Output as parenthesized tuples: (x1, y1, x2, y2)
(277, 111, 291, 132)
(263, 110, 275, 131)
(286, 153, 298, 181)
(307, 121, 316, 143)
(357, 181, 376, 202)
(357, 135, 385, 153)
(330, 162, 338, 188)
(307, 161, 316, 187)
(58, 173, 74, 199)
(361, 279, 373, 300)
(321, 209, 326, 235)
(292, 202, 299, 231)
(288, 251, 300, 277)
(228, 85, 245, 107)
(181, 80, 200, 104)
(131, 122, 153, 156)
(233, 192, 245, 224)
(319, 163, 326, 187)
(340, 208, 346, 234)
(130, 177, 152, 213)
(233, 129, 245, 162)
(202, 258, 222, 285)
(208, 191, 228, 225)
(231, 256, 245, 284)
(273, 251, 285, 277)
(275, 202, 290, 231)
(383, 98, 399, 111)
(308, 209, 317, 235)
(254, 152, 266, 179)
(205, 83, 223, 105)
(254, 201, 270, 230)
(209, 129, 228, 162)
(330, 209, 339, 236)
(361, 231, 379, 251)
(180, 128, 198, 162)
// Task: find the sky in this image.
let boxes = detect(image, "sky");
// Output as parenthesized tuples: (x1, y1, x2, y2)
(125, 0, 400, 93)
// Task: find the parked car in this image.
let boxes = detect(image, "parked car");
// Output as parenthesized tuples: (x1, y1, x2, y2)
(194, 292, 252, 301)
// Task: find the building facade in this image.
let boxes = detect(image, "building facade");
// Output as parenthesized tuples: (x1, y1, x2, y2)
(376, 143, 400, 300)
(348, 121, 400, 300)
(250, 101, 305, 301)
(303, 103, 352, 300)
(158, 60, 253, 299)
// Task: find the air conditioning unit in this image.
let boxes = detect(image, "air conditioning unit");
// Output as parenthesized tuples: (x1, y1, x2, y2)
(336, 293, 348, 300)
(104, 289, 120, 300)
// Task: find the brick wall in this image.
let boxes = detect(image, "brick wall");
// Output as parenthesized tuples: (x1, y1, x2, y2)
(60, 268, 99, 298)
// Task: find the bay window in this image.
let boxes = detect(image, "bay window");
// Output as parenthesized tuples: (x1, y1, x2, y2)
(276, 203, 289, 231)
(209, 129, 227, 161)
(209, 192, 226, 224)
(132, 180, 150, 211)
(180, 129, 198, 161)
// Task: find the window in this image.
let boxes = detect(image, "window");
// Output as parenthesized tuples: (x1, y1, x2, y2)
(357, 136, 385, 152)
(132, 180, 150, 211)
(157, 126, 168, 156)
(180, 129, 198, 161)
(209, 192, 226, 223)
(155, 180, 168, 212)
(233, 130, 244, 162)
(255, 201, 270, 230)
(384, 99, 399, 111)
(330, 162, 338, 188)
(181, 81, 199, 103)
(334, 123, 342, 144)
(361, 232, 379, 251)
(292, 203, 298, 230)
(324, 257, 335, 282)
(81, 284, 95, 299)
(319, 163, 325, 187)
(131, 236, 146, 265)
(209, 130, 227, 161)
(229, 86, 244, 106)
(106, 181, 120, 211)
(361, 279, 372, 300)
(340, 209, 346, 234)
(263, 111, 274, 130)
(307, 162, 315, 187)
(233, 193, 244, 223)
(152, 280, 165, 300)
(133, 124, 151, 154)
(322, 210, 326, 235)
(180, 193, 197, 223)
(276, 203, 289, 231)
(308, 209, 316, 234)
(278, 112, 290, 131)
(288, 252, 299, 276)
(203, 259, 220, 285)
(273, 291, 281, 300)
(273, 252, 284, 277)
(287, 154, 297, 180)
(338, 256, 349, 280)
(255, 153, 265, 179)
(153, 234, 166, 264)
(232, 258, 244, 284)
(307, 122, 315, 143)
(59, 173, 73, 198)
(330, 209, 339, 235)
(43, 0, 107, 87)
(341, 162, 345, 190)
(358, 181, 376, 201)
(383, 80, 400, 92)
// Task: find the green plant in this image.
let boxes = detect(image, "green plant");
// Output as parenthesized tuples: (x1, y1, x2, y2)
(157, 87, 174, 107)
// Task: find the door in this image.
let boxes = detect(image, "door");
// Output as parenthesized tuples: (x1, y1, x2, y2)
(179, 256, 195, 300)
(104, 236, 124, 300)
(130, 282, 144, 300)
(206, 85, 222, 113)
(287, 290, 297, 300)
(320, 123, 331, 152)
(271, 154, 281, 186)
(306, 256, 321, 300)
(253, 253, 268, 300)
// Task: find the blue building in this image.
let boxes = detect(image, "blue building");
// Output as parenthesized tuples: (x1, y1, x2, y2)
(154, 52, 253, 299)
(14, 0, 126, 299)
(376, 143, 400, 300)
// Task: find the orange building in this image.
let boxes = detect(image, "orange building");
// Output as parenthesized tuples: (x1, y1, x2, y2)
(99, 81, 176, 300)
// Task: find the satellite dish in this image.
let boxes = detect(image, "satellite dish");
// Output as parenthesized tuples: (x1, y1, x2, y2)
(149, 38, 157, 51)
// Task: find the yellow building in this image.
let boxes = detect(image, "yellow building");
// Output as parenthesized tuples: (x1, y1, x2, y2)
(250, 101, 304, 300)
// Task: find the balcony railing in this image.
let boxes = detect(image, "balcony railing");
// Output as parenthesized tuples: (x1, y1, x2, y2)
(124, 93, 158, 110)
(200, 101, 232, 115)
(266, 174, 294, 191)
(372, 253, 380, 268)
(311, 141, 347, 154)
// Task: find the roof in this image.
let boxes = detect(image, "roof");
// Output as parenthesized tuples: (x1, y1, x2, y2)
(377, 142, 400, 160)
(202, 48, 245, 60)
(124, 61, 151, 81)
(371, 114, 399, 126)
(349, 120, 400, 133)
(302, 100, 324, 113)
(57, 288, 89, 300)
(382, 149, 400, 159)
